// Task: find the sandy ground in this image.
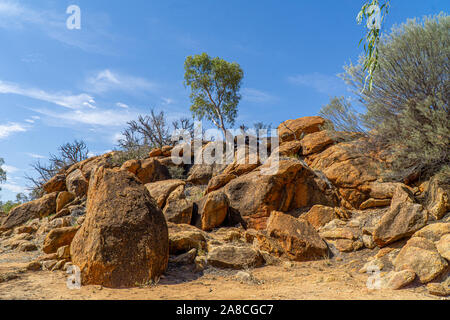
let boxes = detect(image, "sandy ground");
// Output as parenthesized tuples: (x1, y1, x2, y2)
(0, 249, 445, 300)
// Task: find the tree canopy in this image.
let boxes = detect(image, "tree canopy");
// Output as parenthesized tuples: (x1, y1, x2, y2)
(184, 53, 244, 138)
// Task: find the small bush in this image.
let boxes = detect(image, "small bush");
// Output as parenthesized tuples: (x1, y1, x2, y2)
(167, 166, 186, 180)
(110, 146, 152, 168)
(320, 14, 450, 183)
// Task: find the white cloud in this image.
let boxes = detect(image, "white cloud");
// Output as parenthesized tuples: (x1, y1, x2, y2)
(85, 69, 157, 94)
(0, 122, 27, 139)
(288, 72, 346, 95)
(112, 132, 125, 144)
(0, 80, 96, 109)
(161, 97, 175, 105)
(116, 102, 129, 109)
(242, 88, 275, 103)
(26, 153, 46, 159)
(1, 164, 20, 174)
(0, 1, 22, 16)
(34, 107, 137, 127)
(2, 183, 25, 193)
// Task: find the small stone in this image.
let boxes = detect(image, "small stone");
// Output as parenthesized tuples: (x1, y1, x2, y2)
(17, 241, 37, 252)
(426, 283, 449, 297)
(359, 259, 384, 274)
(26, 261, 42, 271)
(394, 237, 448, 283)
(16, 226, 36, 234)
(42, 259, 58, 271)
(194, 256, 207, 272)
(375, 247, 395, 259)
(56, 245, 71, 260)
(169, 249, 197, 265)
(235, 271, 252, 282)
(436, 234, 450, 261)
(51, 260, 67, 271)
(362, 234, 376, 249)
(385, 270, 416, 290)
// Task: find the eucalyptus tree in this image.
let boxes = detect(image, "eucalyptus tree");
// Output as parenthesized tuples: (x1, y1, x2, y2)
(184, 53, 244, 139)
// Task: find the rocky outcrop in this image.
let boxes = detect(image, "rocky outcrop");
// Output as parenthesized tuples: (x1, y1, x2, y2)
(136, 159, 171, 184)
(42, 174, 67, 194)
(265, 212, 328, 261)
(394, 237, 448, 283)
(43, 226, 79, 254)
(359, 198, 391, 210)
(70, 167, 169, 288)
(56, 191, 75, 213)
(207, 245, 265, 269)
(145, 179, 186, 208)
(187, 164, 226, 185)
(302, 205, 338, 230)
(0, 192, 58, 231)
(422, 177, 450, 220)
(436, 234, 450, 261)
(278, 116, 326, 143)
(277, 140, 303, 157)
(122, 158, 171, 184)
(149, 148, 163, 157)
(66, 169, 89, 198)
(224, 159, 336, 229)
(412, 223, 450, 242)
(196, 191, 229, 231)
(168, 223, 206, 254)
(319, 225, 363, 253)
(206, 173, 237, 194)
(3, 115, 447, 297)
(300, 130, 334, 155)
(373, 185, 427, 247)
(383, 270, 416, 290)
(307, 142, 379, 208)
(221, 145, 260, 177)
(163, 199, 193, 224)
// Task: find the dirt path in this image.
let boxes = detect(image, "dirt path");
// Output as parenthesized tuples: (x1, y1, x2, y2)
(0, 250, 443, 300)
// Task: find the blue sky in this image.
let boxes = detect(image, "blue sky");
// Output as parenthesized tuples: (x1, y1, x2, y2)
(0, 0, 447, 200)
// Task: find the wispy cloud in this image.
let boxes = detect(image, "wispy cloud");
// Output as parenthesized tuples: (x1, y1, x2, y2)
(33, 107, 137, 127)
(0, 0, 22, 16)
(0, 77, 139, 129)
(2, 182, 26, 193)
(0, 122, 27, 139)
(0, 80, 95, 109)
(0, 0, 115, 54)
(161, 97, 175, 105)
(242, 88, 276, 103)
(288, 72, 346, 95)
(116, 102, 129, 109)
(1, 164, 20, 174)
(85, 70, 157, 94)
(24, 116, 40, 124)
(26, 153, 46, 159)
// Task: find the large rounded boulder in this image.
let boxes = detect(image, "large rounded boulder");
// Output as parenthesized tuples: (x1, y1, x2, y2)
(70, 166, 169, 288)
